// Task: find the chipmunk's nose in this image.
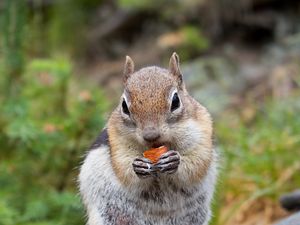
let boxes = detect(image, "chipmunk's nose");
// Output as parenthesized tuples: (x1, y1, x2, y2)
(142, 127, 160, 142)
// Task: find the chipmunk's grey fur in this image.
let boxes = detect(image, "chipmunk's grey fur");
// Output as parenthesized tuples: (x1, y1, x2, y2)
(79, 53, 218, 225)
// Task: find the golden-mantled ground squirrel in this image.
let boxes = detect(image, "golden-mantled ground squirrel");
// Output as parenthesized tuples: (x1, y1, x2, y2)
(79, 53, 218, 225)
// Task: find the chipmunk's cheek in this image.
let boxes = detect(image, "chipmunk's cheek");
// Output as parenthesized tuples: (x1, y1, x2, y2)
(135, 129, 147, 146)
(135, 134, 145, 145)
(159, 126, 171, 142)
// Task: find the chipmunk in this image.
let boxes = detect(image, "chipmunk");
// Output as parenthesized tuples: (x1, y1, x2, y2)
(79, 53, 218, 225)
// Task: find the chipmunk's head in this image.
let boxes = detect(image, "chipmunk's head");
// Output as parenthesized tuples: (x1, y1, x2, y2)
(111, 53, 212, 151)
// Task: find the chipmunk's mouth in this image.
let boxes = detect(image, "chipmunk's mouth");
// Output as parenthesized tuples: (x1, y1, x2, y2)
(151, 143, 163, 148)
(150, 142, 172, 150)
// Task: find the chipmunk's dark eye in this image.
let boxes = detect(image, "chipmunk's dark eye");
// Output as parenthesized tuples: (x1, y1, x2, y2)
(171, 92, 180, 112)
(122, 99, 130, 116)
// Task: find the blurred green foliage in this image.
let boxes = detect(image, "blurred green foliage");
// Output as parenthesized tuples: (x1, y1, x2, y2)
(1, 0, 27, 96)
(179, 26, 210, 60)
(118, 0, 154, 10)
(0, 56, 108, 224)
(47, 0, 100, 55)
(0, 2, 107, 224)
(212, 97, 300, 224)
(220, 98, 300, 191)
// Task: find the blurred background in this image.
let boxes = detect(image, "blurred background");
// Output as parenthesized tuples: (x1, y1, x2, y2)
(0, 0, 300, 225)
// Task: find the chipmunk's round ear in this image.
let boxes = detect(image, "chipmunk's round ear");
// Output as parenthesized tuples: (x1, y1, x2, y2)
(123, 55, 135, 84)
(169, 52, 183, 87)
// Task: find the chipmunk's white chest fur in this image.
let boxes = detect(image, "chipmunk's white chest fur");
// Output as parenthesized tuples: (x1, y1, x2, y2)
(79, 145, 217, 225)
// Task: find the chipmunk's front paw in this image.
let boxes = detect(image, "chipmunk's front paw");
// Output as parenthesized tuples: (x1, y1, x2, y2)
(132, 157, 156, 179)
(155, 150, 180, 174)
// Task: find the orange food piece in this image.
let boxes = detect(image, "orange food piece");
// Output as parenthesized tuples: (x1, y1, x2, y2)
(143, 146, 168, 163)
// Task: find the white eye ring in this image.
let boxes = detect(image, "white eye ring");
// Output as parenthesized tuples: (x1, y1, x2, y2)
(170, 89, 177, 99)
(121, 94, 131, 116)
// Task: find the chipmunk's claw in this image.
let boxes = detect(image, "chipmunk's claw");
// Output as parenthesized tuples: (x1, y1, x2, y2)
(155, 150, 180, 174)
(132, 157, 156, 179)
